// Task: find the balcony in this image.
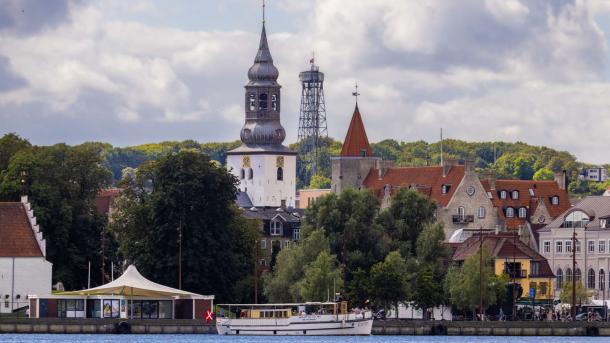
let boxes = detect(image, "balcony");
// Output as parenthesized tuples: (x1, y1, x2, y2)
(505, 269, 527, 278)
(452, 215, 474, 224)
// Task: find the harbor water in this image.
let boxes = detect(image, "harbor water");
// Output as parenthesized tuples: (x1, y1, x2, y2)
(1, 335, 610, 343)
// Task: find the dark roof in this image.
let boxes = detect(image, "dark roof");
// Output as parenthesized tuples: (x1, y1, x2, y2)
(363, 165, 465, 207)
(241, 207, 303, 222)
(452, 232, 554, 278)
(546, 196, 610, 230)
(340, 104, 372, 157)
(0, 203, 43, 257)
(235, 191, 253, 208)
(480, 179, 571, 229)
(95, 188, 121, 216)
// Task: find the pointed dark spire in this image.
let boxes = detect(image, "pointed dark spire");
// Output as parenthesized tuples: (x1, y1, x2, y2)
(341, 104, 372, 157)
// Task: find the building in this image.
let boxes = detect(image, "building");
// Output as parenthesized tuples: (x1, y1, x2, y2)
(452, 232, 555, 304)
(94, 188, 121, 222)
(30, 265, 213, 319)
(226, 17, 297, 208)
(331, 105, 571, 246)
(538, 196, 610, 299)
(579, 168, 608, 182)
(0, 196, 52, 314)
(296, 189, 331, 209)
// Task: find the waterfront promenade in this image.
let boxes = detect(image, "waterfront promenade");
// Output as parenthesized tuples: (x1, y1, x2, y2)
(2, 318, 610, 336)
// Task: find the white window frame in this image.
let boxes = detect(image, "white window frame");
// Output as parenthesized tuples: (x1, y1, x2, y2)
(500, 191, 507, 199)
(600, 240, 606, 253)
(518, 207, 527, 219)
(576, 240, 581, 253)
(556, 241, 563, 253)
(589, 240, 595, 253)
(512, 190, 519, 200)
(260, 240, 267, 250)
(284, 240, 290, 248)
(270, 220, 283, 236)
(543, 241, 550, 253)
(293, 229, 300, 241)
(552, 196, 559, 205)
(506, 207, 514, 218)
(565, 240, 572, 253)
(477, 206, 485, 219)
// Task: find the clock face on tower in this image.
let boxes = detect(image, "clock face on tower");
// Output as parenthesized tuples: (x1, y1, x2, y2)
(242, 156, 251, 168)
(276, 156, 284, 168)
(466, 186, 476, 196)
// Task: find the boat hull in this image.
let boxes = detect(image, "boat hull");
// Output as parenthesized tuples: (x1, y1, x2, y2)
(216, 316, 373, 336)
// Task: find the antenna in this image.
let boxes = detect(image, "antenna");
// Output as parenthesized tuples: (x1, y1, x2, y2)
(440, 128, 444, 167)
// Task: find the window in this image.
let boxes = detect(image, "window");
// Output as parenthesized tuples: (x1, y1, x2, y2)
(512, 190, 519, 200)
(478, 206, 486, 219)
(128, 300, 171, 319)
(600, 240, 606, 253)
(487, 192, 493, 199)
(240, 169, 245, 179)
(500, 190, 507, 199)
(588, 268, 596, 289)
(506, 207, 514, 218)
(576, 240, 581, 253)
(531, 262, 539, 275)
(360, 149, 367, 157)
(258, 93, 268, 110)
(529, 188, 535, 196)
(248, 168, 253, 180)
(457, 207, 465, 219)
(259, 259, 266, 266)
(589, 240, 595, 253)
(539, 282, 548, 296)
(565, 240, 572, 253)
(284, 240, 290, 248)
(601, 219, 608, 228)
(277, 167, 283, 181)
(551, 196, 559, 205)
(600, 269, 606, 291)
(260, 240, 266, 250)
(249, 93, 256, 111)
(102, 299, 119, 318)
(518, 207, 527, 218)
(575, 268, 581, 282)
(566, 268, 572, 282)
(293, 229, 300, 241)
(556, 241, 563, 253)
(441, 184, 450, 194)
(556, 268, 563, 289)
(543, 241, 550, 253)
(561, 211, 590, 228)
(271, 94, 278, 111)
(58, 299, 85, 318)
(270, 220, 282, 236)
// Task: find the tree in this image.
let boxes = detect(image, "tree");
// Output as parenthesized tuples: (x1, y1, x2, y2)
(445, 249, 508, 319)
(0, 133, 31, 173)
(412, 265, 444, 318)
(533, 168, 554, 181)
(413, 222, 449, 316)
(415, 222, 447, 264)
(370, 251, 410, 316)
(559, 281, 591, 305)
(297, 251, 343, 301)
(308, 174, 331, 189)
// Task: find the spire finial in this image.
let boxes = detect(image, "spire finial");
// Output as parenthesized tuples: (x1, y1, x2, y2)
(262, 0, 266, 24)
(352, 83, 360, 104)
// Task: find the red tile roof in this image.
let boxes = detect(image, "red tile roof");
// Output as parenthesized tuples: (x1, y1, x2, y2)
(340, 104, 372, 157)
(0, 203, 43, 257)
(362, 165, 465, 207)
(480, 179, 571, 229)
(452, 232, 554, 278)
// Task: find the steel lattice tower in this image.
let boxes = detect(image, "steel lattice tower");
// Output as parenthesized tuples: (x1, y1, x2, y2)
(297, 60, 328, 178)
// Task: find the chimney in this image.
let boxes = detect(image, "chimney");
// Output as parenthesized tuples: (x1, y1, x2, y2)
(442, 157, 457, 177)
(485, 170, 496, 190)
(465, 159, 475, 174)
(554, 170, 567, 190)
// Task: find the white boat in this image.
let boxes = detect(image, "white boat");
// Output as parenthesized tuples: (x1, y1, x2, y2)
(216, 302, 373, 335)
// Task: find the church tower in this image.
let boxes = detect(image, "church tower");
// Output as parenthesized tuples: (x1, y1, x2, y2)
(226, 14, 297, 208)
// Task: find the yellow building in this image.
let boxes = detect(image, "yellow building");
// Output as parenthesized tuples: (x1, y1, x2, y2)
(453, 232, 555, 303)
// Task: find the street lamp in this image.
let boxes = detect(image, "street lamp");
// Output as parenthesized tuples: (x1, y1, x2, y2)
(571, 226, 577, 321)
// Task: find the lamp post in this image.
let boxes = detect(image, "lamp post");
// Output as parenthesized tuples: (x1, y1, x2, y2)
(571, 226, 577, 321)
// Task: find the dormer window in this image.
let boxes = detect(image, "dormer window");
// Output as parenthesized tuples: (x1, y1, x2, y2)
(551, 196, 559, 205)
(270, 220, 283, 236)
(506, 207, 515, 218)
(601, 219, 608, 229)
(441, 184, 451, 194)
(360, 149, 367, 157)
(258, 93, 268, 110)
(271, 94, 278, 111)
(512, 190, 519, 200)
(500, 190, 507, 199)
(249, 93, 256, 111)
(518, 207, 527, 218)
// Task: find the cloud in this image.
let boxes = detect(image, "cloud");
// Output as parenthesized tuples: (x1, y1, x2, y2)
(0, 0, 610, 165)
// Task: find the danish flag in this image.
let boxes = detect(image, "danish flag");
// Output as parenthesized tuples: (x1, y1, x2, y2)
(205, 309, 214, 323)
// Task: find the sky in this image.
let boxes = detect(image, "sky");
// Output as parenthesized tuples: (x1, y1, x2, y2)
(1, 0, 610, 164)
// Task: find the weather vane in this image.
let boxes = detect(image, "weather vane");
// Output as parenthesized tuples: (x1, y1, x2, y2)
(262, 0, 266, 24)
(352, 83, 360, 103)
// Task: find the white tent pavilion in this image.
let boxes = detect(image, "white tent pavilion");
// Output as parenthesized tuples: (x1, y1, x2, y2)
(29, 265, 214, 320)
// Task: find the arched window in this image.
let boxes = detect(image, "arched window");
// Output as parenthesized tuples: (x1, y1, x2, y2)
(478, 206, 486, 219)
(500, 190, 507, 199)
(518, 207, 527, 218)
(258, 93, 268, 110)
(506, 207, 514, 218)
(240, 168, 245, 180)
(248, 168, 253, 180)
(271, 94, 278, 111)
(588, 268, 596, 289)
(600, 269, 605, 291)
(248, 93, 256, 111)
(566, 268, 572, 282)
(561, 211, 590, 229)
(512, 190, 519, 200)
(551, 196, 559, 205)
(556, 268, 563, 289)
(277, 167, 283, 181)
(575, 268, 581, 282)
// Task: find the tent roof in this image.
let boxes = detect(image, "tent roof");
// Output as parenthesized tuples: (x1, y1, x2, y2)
(62, 265, 212, 299)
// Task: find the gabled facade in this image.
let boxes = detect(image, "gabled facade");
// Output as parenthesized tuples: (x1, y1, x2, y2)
(0, 196, 52, 314)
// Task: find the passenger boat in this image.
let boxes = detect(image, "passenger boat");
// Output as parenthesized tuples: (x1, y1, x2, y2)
(216, 301, 373, 335)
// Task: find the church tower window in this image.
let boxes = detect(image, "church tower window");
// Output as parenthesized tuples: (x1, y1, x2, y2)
(248, 168, 254, 180)
(249, 93, 256, 111)
(277, 167, 284, 181)
(360, 149, 367, 157)
(271, 94, 278, 111)
(259, 93, 268, 110)
(240, 169, 245, 180)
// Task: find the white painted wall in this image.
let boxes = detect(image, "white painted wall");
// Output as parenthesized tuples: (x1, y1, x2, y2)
(386, 302, 453, 320)
(0, 257, 52, 313)
(227, 153, 296, 208)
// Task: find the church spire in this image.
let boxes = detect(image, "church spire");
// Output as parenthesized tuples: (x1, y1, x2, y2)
(340, 103, 372, 157)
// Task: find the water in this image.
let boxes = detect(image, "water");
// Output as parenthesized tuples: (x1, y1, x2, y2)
(0, 335, 608, 343)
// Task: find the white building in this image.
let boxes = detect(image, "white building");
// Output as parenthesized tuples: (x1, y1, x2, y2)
(580, 168, 608, 182)
(538, 196, 610, 299)
(0, 196, 52, 314)
(226, 20, 296, 208)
